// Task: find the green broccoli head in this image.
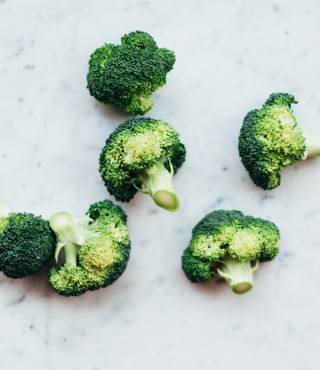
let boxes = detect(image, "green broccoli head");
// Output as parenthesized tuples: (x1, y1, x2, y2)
(87, 30, 175, 115)
(48, 200, 130, 297)
(182, 210, 280, 294)
(100, 118, 186, 212)
(239, 93, 320, 190)
(49, 265, 89, 296)
(0, 205, 56, 278)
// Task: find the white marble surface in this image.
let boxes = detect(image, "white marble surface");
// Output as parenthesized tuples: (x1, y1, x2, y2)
(0, 0, 320, 369)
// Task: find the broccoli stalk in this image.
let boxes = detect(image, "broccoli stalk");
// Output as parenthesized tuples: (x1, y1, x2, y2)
(63, 244, 78, 266)
(303, 134, 320, 158)
(217, 257, 258, 294)
(49, 212, 95, 264)
(138, 160, 179, 212)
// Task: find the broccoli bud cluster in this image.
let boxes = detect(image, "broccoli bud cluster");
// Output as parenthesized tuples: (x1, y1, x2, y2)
(182, 210, 280, 294)
(0, 205, 56, 278)
(48, 200, 130, 297)
(87, 31, 175, 115)
(99, 118, 186, 212)
(239, 93, 320, 189)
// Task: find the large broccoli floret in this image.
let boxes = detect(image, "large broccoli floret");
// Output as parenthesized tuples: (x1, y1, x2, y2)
(182, 210, 280, 294)
(99, 118, 186, 212)
(87, 30, 175, 115)
(239, 93, 320, 189)
(48, 200, 130, 297)
(0, 205, 56, 278)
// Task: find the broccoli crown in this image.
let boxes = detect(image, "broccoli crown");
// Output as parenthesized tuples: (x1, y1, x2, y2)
(182, 210, 280, 283)
(49, 200, 130, 297)
(0, 212, 56, 278)
(87, 199, 127, 224)
(100, 118, 186, 202)
(239, 93, 306, 189)
(87, 30, 175, 115)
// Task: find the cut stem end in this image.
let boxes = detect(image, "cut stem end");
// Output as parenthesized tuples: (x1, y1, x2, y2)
(217, 258, 257, 295)
(142, 159, 180, 212)
(153, 190, 180, 212)
(230, 281, 253, 295)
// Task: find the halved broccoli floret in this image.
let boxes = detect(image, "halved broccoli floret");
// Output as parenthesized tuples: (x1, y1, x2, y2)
(48, 200, 130, 297)
(87, 30, 175, 115)
(239, 93, 320, 189)
(100, 118, 186, 212)
(182, 210, 280, 294)
(0, 205, 56, 278)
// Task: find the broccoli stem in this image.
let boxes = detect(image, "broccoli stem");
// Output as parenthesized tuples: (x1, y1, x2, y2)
(49, 212, 87, 246)
(49, 212, 94, 264)
(303, 133, 320, 158)
(64, 243, 78, 266)
(141, 160, 179, 212)
(217, 257, 258, 294)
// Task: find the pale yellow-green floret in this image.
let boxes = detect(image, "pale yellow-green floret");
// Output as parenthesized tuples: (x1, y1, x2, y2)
(191, 225, 237, 262)
(104, 120, 177, 171)
(258, 106, 305, 188)
(191, 234, 226, 261)
(104, 223, 129, 244)
(79, 237, 120, 272)
(190, 223, 262, 263)
(228, 229, 261, 261)
(92, 218, 129, 244)
(126, 94, 154, 115)
(123, 131, 162, 166)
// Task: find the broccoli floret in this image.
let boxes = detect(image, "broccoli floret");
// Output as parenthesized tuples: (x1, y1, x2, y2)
(87, 30, 175, 115)
(181, 210, 280, 294)
(48, 200, 130, 297)
(239, 92, 320, 189)
(0, 205, 56, 278)
(99, 118, 186, 212)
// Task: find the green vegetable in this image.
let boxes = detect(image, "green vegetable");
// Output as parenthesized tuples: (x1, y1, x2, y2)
(182, 210, 280, 294)
(87, 30, 175, 115)
(99, 118, 186, 212)
(239, 92, 320, 189)
(0, 205, 56, 278)
(49, 200, 130, 297)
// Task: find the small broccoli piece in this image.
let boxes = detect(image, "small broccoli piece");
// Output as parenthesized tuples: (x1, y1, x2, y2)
(0, 204, 56, 278)
(100, 118, 186, 212)
(181, 210, 280, 294)
(87, 30, 175, 115)
(48, 200, 130, 297)
(239, 92, 320, 189)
